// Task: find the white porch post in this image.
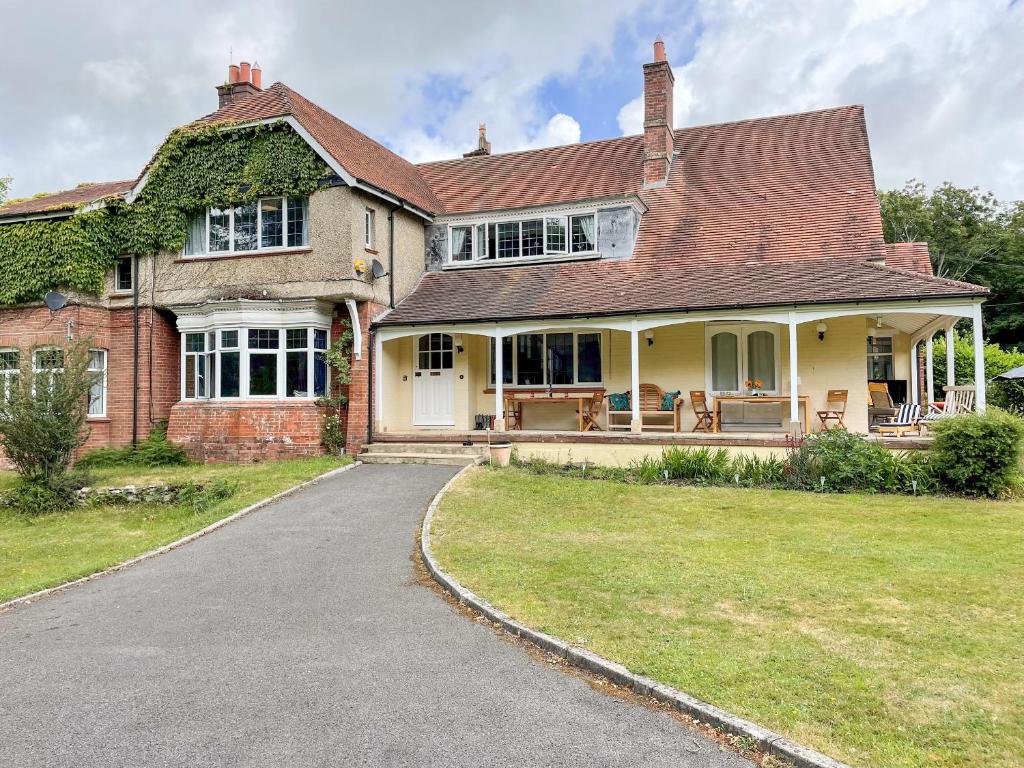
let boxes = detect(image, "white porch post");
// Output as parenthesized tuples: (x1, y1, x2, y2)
(374, 332, 383, 429)
(630, 323, 641, 433)
(788, 314, 799, 433)
(945, 325, 956, 387)
(493, 328, 506, 430)
(972, 303, 987, 411)
(925, 335, 935, 406)
(909, 340, 919, 405)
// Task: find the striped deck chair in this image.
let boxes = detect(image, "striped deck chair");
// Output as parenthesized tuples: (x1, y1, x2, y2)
(877, 403, 922, 437)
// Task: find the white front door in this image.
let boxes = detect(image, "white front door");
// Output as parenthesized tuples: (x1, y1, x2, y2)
(413, 333, 455, 426)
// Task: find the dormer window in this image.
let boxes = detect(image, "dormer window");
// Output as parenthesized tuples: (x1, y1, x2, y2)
(446, 212, 596, 264)
(184, 196, 309, 257)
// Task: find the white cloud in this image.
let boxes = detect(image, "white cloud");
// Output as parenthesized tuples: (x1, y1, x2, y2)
(616, 0, 1024, 200)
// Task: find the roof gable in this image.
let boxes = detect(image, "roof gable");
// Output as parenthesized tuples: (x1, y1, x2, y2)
(0, 180, 134, 220)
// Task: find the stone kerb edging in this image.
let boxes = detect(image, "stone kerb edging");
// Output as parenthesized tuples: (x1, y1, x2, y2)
(0, 461, 361, 614)
(419, 464, 852, 768)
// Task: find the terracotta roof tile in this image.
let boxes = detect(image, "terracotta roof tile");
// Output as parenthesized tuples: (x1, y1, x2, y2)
(198, 83, 442, 213)
(0, 180, 135, 219)
(383, 106, 986, 326)
(884, 242, 932, 274)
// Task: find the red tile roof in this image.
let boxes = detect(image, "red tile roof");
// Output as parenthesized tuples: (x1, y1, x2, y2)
(884, 242, 932, 274)
(0, 180, 134, 219)
(197, 83, 443, 214)
(382, 106, 986, 325)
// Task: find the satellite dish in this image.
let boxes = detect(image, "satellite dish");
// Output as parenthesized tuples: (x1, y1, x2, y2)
(44, 291, 67, 311)
(371, 259, 389, 280)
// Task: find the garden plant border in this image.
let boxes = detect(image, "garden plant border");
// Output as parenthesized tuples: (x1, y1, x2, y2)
(420, 464, 853, 768)
(0, 461, 360, 614)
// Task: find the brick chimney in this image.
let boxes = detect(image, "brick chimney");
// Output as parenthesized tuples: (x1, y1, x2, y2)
(463, 123, 492, 158)
(217, 60, 263, 108)
(643, 37, 674, 187)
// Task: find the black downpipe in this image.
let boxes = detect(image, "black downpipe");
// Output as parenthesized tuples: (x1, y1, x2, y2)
(131, 254, 140, 447)
(387, 202, 400, 309)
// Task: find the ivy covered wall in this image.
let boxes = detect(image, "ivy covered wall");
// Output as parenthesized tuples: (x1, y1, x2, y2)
(0, 121, 329, 305)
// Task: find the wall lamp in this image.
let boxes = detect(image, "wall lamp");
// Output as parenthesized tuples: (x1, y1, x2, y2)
(453, 334, 465, 354)
(816, 322, 828, 342)
(644, 329, 655, 347)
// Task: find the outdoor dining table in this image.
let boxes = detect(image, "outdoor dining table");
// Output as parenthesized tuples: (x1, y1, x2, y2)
(499, 388, 606, 432)
(712, 394, 811, 435)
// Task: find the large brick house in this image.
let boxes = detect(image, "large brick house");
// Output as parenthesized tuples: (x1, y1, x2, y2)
(0, 43, 989, 464)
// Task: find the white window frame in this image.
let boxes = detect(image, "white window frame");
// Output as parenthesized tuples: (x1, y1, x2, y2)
(32, 347, 65, 396)
(447, 210, 598, 264)
(867, 333, 895, 380)
(87, 349, 107, 418)
(183, 195, 310, 258)
(704, 323, 782, 396)
(0, 348, 19, 402)
(181, 325, 330, 402)
(114, 257, 134, 293)
(364, 208, 375, 249)
(489, 331, 603, 388)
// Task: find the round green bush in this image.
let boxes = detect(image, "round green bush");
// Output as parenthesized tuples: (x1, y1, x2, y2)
(929, 408, 1024, 497)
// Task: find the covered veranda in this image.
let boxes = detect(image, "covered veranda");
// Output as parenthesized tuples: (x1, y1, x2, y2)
(371, 297, 987, 444)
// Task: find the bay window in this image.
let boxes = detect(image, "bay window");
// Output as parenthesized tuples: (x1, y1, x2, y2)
(490, 331, 602, 386)
(33, 348, 64, 394)
(183, 196, 309, 257)
(180, 325, 329, 401)
(706, 323, 781, 394)
(448, 212, 597, 263)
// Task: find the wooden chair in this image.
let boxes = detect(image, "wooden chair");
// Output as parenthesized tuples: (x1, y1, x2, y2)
(577, 392, 604, 432)
(816, 389, 848, 431)
(942, 385, 976, 415)
(868, 382, 897, 429)
(877, 403, 922, 437)
(503, 395, 523, 430)
(690, 390, 714, 433)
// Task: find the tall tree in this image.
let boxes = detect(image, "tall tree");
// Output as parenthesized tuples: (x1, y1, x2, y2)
(0, 176, 10, 205)
(878, 181, 1024, 348)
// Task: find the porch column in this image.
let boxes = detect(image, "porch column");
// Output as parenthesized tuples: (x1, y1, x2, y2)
(630, 324, 641, 433)
(945, 325, 956, 387)
(925, 335, 935, 406)
(972, 303, 987, 411)
(374, 332, 383, 430)
(787, 314, 799, 433)
(909, 340, 919, 405)
(493, 328, 506, 430)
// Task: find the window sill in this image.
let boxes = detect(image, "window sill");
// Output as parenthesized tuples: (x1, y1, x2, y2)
(86, 416, 111, 423)
(175, 246, 312, 264)
(364, 247, 378, 255)
(482, 385, 604, 394)
(442, 252, 601, 270)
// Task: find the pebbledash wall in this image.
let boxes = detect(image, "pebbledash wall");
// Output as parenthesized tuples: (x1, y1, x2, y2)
(0, 302, 180, 468)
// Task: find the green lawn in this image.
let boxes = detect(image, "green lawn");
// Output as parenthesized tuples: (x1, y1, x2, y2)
(433, 467, 1024, 768)
(0, 456, 349, 603)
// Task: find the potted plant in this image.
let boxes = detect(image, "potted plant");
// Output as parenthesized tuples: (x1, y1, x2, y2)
(744, 378, 765, 396)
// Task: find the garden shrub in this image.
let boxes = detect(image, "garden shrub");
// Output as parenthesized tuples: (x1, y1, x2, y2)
(733, 454, 786, 487)
(783, 429, 934, 494)
(661, 446, 731, 484)
(175, 478, 239, 513)
(929, 409, 1024, 497)
(77, 425, 188, 469)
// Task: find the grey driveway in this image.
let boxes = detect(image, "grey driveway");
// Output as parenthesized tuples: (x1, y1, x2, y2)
(0, 464, 749, 767)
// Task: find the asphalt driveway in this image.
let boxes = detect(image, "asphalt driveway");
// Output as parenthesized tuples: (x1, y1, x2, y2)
(0, 463, 749, 767)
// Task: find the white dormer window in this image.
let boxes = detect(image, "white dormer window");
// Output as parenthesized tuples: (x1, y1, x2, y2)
(446, 212, 596, 264)
(183, 196, 309, 257)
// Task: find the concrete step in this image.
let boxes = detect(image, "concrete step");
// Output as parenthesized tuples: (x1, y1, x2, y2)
(358, 452, 481, 467)
(363, 442, 488, 457)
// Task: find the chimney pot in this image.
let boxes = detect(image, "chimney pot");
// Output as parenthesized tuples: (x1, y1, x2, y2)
(239, 61, 251, 83)
(653, 37, 666, 62)
(463, 123, 492, 157)
(229, 64, 240, 84)
(251, 62, 262, 89)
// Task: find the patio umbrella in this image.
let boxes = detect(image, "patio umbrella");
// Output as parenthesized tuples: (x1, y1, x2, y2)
(995, 365, 1024, 381)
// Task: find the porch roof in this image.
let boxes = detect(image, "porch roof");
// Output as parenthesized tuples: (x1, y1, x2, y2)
(377, 256, 986, 328)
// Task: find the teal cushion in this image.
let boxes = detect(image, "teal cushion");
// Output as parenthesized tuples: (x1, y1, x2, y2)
(660, 390, 681, 411)
(608, 392, 630, 411)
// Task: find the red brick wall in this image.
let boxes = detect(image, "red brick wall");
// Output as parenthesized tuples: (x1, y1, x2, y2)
(166, 401, 326, 464)
(344, 301, 386, 455)
(0, 303, 179, 468)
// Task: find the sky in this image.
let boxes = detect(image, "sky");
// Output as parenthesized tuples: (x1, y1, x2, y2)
(1, 0, 1022, 202)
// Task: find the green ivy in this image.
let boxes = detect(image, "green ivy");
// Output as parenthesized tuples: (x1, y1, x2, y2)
(0, 121, 329, 305)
